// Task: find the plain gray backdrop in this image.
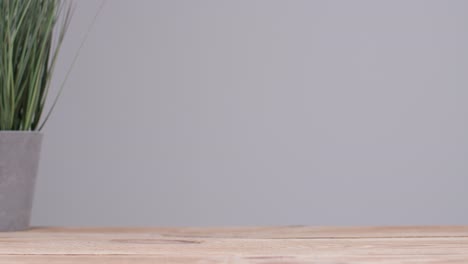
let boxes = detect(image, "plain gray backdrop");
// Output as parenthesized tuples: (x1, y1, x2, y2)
(32, 0, 468, 226)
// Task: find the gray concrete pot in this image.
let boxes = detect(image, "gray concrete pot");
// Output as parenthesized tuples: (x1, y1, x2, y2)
(0, 131, 42, 231)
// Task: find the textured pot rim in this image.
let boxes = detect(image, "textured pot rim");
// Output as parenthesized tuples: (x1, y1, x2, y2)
(0, 130, 43, 135)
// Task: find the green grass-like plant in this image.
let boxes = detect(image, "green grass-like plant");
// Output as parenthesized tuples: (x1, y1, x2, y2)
(0, 0, 72, 131)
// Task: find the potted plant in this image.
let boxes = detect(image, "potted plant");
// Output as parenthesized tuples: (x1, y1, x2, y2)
(0, 0, 71, 231)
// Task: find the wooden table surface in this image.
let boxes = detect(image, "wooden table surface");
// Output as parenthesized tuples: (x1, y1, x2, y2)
(1, 226, 467, 263)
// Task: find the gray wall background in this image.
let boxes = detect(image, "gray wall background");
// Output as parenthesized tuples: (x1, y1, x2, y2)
(32, 0, 468, 226)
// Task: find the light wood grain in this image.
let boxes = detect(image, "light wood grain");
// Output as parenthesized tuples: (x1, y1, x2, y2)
(1, 226, 467, 263)
(25, 225, 468, 238)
